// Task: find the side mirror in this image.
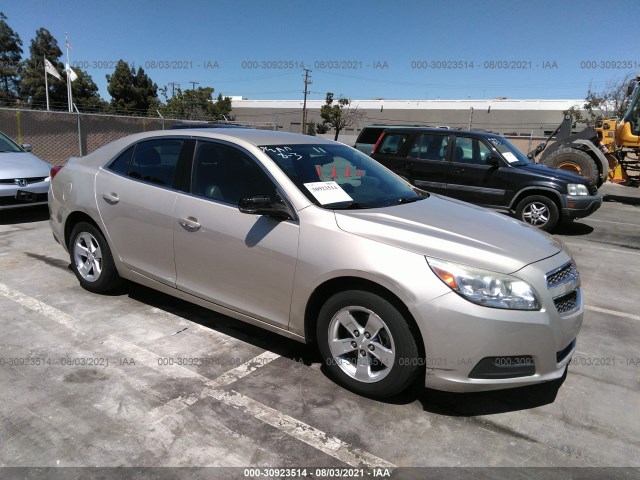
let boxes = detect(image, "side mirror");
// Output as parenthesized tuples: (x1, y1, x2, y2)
(22, 144, 32, 152)
(238, 195, 293, 220)
(487, 155, 501, 166)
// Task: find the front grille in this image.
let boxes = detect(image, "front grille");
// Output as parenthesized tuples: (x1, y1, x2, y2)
(554, 290, 579, 314)
(0, 177, 48, 185)
(546, 261, 579, 289)
(588, 183, 598, 195)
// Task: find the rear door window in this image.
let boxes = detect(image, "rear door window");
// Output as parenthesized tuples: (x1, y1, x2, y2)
(377, 133, 408, 154)
(409, 134, 449, 161)
(129, 139, 185, 187)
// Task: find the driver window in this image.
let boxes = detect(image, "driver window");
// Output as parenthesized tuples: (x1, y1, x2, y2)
(191, 142, 277, 205)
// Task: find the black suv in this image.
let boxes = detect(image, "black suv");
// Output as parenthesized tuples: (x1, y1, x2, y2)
(370, 128, 602, 231)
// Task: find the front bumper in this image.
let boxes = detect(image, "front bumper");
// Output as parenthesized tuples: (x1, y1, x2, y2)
(0, 181, 49, 210)
(562, 193, 603, 219)
(410, 253, 582, 392)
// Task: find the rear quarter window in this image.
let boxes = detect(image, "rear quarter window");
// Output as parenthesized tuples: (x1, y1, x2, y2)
(356, 128, 385, 144)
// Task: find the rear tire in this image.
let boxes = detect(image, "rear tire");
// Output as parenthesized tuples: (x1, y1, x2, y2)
(542, 147, 599, 185)
(69, 222, 122, 293)
(317, 290, 420, 398)
(515, 195, 559, 231)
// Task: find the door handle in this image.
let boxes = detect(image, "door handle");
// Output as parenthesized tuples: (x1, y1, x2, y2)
(455, 168, 465, 174)
(402, 163, 412, 170)
(102, 192, 119, 205)
(179, 216, 201, 232)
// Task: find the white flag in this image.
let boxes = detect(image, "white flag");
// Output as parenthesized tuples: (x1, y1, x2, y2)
(44, 58, 62, 80)
(66, 63, 78, 82)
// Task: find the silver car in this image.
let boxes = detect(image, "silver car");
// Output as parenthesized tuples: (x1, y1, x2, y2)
(49, 129, 582, 397)
(0, 131, 51, 210)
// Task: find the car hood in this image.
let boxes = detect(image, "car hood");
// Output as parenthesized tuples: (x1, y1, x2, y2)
(334, 194, 562, 274)
(516, 162, 590, 185)
(0, 152, 51, 179)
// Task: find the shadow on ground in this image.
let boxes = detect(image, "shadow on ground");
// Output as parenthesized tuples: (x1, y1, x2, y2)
(0, 205, 49, 225)
(124, 283, 569, 415)
(603, 194, 640, 207)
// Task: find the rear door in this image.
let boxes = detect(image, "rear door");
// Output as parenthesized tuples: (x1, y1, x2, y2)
(404, 133, 450, 194)
(95, 138, 192, 286)
(370, 131, 413, 179)
(445, 135, 509, 207)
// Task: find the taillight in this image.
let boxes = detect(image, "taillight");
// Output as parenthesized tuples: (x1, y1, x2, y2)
(50, 166, 63, 180)
(371, 133, 385, 154)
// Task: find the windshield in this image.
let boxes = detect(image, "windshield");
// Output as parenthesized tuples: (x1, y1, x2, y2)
(486, 136, 531, 165)
(260, 143, 425, 209)
(0, 132, 23, 153)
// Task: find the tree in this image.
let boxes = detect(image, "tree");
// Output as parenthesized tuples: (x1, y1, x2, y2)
(20, 28, 66, 109)
(306, 121, 316, 136)
(320, 92, 363, 141)
(0, 12, 23, 106)
(565, 73, 637, 126)
(70, 67, 109, 112)
(315, 122, 330, 134)
(106, 60, 158, 115)
(158, 86, 232, 121)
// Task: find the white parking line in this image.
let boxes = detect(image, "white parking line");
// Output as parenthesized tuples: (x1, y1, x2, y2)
(586, 218, 640, 227)
(0, 282, 395, 468)
(563, 241, 640, 257)
(585, 305, 640, 322)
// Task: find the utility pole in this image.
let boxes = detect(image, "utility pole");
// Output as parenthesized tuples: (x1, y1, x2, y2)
(189, 81, 199, 90)
(302, 68, 312, 134)
(168, 82, 180, 97)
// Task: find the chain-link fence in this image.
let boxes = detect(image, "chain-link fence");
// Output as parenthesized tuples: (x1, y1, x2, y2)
(0, 107, 277, 166)
(1, 106, 547, 166)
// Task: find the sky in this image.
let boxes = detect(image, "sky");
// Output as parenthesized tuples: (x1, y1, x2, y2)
(3, 0, 640, 102)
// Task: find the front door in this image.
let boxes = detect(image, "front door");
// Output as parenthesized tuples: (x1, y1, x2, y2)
(173, 141, 299, 328)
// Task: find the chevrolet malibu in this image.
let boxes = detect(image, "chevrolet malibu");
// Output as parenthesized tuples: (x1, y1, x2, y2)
(49, 129, 582, 397)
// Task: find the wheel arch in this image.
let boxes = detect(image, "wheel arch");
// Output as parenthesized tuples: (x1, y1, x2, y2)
(303, 276, 425, 358)
(570, 140, 609, 183)
(509, 187, 563, 213)
(64, 211, 103, 250)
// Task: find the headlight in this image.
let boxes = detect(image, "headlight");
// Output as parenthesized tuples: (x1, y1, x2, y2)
(567, 183, 588, 196)
(427, 258, 540, 310)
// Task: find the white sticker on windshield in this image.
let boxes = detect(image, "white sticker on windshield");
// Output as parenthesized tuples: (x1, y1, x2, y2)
(304, 181, 353, 205)
(502, 151, 519, 163)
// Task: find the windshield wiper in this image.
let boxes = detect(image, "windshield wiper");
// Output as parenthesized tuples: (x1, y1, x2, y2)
(327, 201, 369, 210)
(395, 196, 424, 205)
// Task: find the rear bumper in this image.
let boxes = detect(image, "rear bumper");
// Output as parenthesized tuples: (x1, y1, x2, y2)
(562, 193, 602, 219)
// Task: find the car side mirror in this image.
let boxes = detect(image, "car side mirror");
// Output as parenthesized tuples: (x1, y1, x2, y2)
(239, 195, 293, 220)
(22, 144, 32, 152)
(487, 156, 501, 166)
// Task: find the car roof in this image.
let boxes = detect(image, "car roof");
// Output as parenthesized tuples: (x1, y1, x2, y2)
(380, 127, 499, 138)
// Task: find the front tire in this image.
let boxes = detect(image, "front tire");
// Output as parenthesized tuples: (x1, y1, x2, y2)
(515, 195, 559, 231)
(543, 147, 599, 185)
(317, 290, 420, 398)
(69, 222, 122, 293)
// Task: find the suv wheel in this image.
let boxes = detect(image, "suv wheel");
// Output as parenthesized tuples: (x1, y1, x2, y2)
(515, 195, 559, 231)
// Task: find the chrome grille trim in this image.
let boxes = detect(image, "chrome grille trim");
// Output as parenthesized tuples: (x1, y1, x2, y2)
(546, 261, 579, 289)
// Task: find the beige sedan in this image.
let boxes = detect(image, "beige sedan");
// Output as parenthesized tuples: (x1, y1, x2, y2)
(49, 129, 582, 397)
